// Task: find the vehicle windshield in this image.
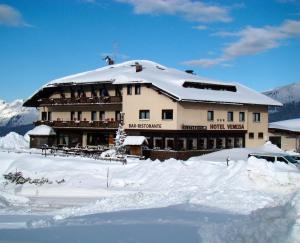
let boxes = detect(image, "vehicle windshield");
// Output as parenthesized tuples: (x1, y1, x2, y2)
(284, 155, 298, 164)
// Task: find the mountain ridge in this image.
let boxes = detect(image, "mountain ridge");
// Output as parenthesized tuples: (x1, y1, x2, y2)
(263, 82, 300, 122)
(0, 99, 38, 136)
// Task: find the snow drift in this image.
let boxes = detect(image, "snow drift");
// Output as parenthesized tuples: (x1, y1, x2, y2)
(0, 132, 29, 150)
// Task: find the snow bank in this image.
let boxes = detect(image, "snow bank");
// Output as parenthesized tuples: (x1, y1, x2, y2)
(0, 146, 300, 242)
(1, 150, 299, 216)
(0, 132, 29, 150)
(0, 191, 29, 208)
(192, 141, 286, 162)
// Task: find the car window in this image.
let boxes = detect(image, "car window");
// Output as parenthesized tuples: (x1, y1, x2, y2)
(260, 156, 275, 162)
(284, 156, 298, 164)
(277, 157, 288, 164)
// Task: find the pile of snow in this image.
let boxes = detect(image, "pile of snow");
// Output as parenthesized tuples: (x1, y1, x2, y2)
(192, 141, 285, 162)
(0, 191, 29, 208)
(27, 125, 56, 136)
(0, 132, 29, 150)
(0, 142, 300, 240)
(100, 149, 116, 158)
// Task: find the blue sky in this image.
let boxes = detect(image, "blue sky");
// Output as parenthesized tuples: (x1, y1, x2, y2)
(0, 0, 299, 101)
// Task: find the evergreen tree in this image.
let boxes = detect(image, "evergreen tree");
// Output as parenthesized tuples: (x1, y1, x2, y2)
(115, 123, 126, 155)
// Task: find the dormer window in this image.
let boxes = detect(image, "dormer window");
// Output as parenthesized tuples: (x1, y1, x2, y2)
(183, 82, 237, 92)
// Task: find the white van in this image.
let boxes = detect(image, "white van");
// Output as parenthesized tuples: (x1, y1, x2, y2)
(248, 152, 298, 165)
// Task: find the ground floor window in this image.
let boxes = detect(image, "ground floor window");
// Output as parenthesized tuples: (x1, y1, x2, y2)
(226, 137, 234, 148)
(187, 138, 197, 150)
(87, 133, 109, 146)
(165, 138, 174, 150)
(178, 138, 187, 150)
(130, 132, 245, 151)
(59, 134, 69, 146)
(258, 132, 264, 139)
(198, 138, 207, 150)
(234, 138, 243, 148)
(216, 138, 225, 149)
(207, 138, 216, 149)
(154, 137, 163, 149)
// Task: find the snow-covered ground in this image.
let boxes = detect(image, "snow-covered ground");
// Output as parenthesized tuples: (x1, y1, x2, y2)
(0, 133, 300, 242)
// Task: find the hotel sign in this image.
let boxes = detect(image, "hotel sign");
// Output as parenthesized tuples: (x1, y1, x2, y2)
(210, 124, 245, 130)
(182, 124, 245, 130)
(129, 123, 162, 129)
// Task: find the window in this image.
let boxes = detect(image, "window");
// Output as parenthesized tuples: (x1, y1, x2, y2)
(162, 109, 173, 120)
(100, 111, 105, 121)
(71, 111, 75, 121)
(249, 133, 254, 139)
(127, 85, 132, 95)
(277, 157, 288, 164)
(115, 87, 121, 97)
(115, 111, 121, 121)
(207, 111, 214, 121)
(253, 112, 261, 122)
(239, 112, 245, 122)
(227, 111, 234, 122)
(154, 137, 163, 149)
(260, 156, 275, 162)
(139, 110, 150, 120)
(135, 84, 141, 95)
(41, 112, 47, 121)
(47, 112, 52, 121)
(234, 138, 243, 148)
(258, 132, 264, 139)
(166, 138, 174, 150)
(100, 87, 109, 96)
(77, 111, 82, 121)
(199, 138, 207, 150)
(91, 111, 97, 121)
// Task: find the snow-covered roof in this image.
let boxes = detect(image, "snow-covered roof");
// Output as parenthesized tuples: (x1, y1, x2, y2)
(25, 60, 282, 106)
(269, 118, 300, 133)
(27, 125, 56, 136)
(123, 136, 148, 146)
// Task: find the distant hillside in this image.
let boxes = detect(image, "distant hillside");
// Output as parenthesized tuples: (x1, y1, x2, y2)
(0, 99, 38, 136)
(263, 83, 300, 122)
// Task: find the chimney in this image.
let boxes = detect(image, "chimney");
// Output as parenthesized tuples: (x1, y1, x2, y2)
(135, 62, 143, 72)
(104, 56, 114, 65)
(185, 70, 194, 74)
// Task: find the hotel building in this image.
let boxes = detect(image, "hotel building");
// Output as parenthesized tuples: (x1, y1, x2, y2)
(24, 60, 281, 159)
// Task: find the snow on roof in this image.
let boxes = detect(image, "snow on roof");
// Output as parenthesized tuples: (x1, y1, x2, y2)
(27, 125, 56, 136)
(269, 118, 300, 133)
(123, 136, 148, 146)
(28, 60, 281, 106)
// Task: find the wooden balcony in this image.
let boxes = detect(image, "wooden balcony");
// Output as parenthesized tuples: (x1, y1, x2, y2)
(38, 96, 122, 106)
(35, 120, 120, 129)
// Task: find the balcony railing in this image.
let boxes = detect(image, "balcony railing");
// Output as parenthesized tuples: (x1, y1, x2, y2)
(35, 120, 120, 129)
(38, 96, 122, 106)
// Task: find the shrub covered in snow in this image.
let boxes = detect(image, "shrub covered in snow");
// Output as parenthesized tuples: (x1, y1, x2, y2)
(3, 171, 65, 185)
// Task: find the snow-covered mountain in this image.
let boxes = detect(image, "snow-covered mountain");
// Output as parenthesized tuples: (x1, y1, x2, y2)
(0, 99, 38, 136)
(263, 83, 300, 122)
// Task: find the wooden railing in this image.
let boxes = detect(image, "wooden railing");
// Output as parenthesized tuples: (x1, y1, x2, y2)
(38, 96, 122, 105)
(35, 120, 120, 129)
